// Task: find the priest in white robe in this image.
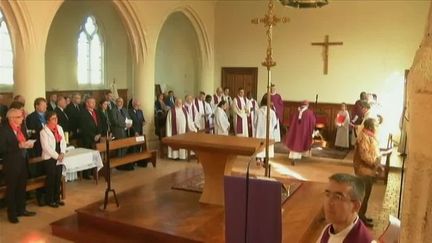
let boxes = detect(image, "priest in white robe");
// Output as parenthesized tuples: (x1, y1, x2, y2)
(204, 95, 214, 133)
(194, 91, 207, 130)
(184, 95, 200, 131)
(254, 95, 278, 163)
(232, 88, 249, 137)
(166, 99, 196, 160)
(246, 91, 258, 138)
(212, 87, 224, 111)
(214, 100, 230, 135)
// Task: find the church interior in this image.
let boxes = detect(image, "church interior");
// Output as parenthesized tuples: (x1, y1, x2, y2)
(0, 0, 432, 242)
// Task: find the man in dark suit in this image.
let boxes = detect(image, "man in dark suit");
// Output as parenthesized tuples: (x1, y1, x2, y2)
(26, 97, 47, 157)
(46, 94, 57, 111)
(109, 97, 132, 170)
(79, 97, 101, 179)
(0, 108, 36, 223)
(65, 93, 82, 140)
(54, 96, 70, 133)
(128, 99, 147, 167)
(105, 91, 116, 111)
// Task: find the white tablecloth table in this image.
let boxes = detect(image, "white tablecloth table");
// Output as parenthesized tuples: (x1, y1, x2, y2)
(60, 148, 103, 182)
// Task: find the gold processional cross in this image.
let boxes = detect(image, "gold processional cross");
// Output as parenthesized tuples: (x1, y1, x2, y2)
(311, 35, 343, 75)
(251, 0, 288, 177)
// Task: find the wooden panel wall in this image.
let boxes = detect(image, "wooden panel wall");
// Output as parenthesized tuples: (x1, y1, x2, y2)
(283, 101, 354, 145)
(0, 89, 128, 107)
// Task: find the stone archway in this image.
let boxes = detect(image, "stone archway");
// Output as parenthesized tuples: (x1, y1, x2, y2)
(156, 6, 213, 95)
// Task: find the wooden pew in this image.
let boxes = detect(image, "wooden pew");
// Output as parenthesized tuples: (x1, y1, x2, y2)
(96, 136, 157, 170)
(0, 157, 66, 199)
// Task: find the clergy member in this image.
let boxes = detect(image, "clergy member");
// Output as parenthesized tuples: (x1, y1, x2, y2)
(317, 173, 374, 243)
(166, 99, 196, 160)
(194, 91, 207, 130)
(246, 91, 258, 138)
(232, 88, 249, 137)
(268, 84, 284, 126)
(254, 95, 278, 165)
(184, 95, 200, 131)
(204, 95, 215, 133)
(212, 87, 224, 110)
(284, 100, 316, 165)
(214, 100, 230, 135)
(334, 103, 350, 149)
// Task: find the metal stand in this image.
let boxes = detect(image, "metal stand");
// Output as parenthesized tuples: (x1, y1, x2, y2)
(103, 134, 119, 209)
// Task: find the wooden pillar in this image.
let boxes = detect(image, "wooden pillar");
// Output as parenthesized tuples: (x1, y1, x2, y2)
(400, 6, 432, 241)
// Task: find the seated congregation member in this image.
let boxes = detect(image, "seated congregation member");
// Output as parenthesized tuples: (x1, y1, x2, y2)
(318, 173, 373, 243)
(254, 95, 278, 165)
(232, 88, 249, 137)
(97, 100, 111, 136)
(0, 108, 36, 224)
(214, 100, 230, 135)
(353, 118, 384, 228)
(166, 99, 196, 160)
(54, 96, 70, 134)
(335, 103, 350, 149)
(79, 97, 101, 179)
(40, 111, 66, 208)
(109, 97, 133, 170)
(284, 100, 316, 165)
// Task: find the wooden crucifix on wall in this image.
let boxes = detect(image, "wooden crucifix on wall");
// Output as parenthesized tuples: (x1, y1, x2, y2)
(311, 35, 343, 75)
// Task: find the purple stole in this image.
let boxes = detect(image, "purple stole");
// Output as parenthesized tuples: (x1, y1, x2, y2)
(171, 107, 189, 135)
(247, 100, 256, 137)
(194, 98, 202, 112)
(320, 219, 373, 243)
(185, 104, 196, 122)
(235, 96, 247, 134)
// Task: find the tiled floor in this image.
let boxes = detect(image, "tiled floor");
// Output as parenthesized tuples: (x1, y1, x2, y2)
(0, 150, 402, 242)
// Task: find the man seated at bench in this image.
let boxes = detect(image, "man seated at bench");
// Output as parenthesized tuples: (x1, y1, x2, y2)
(0, 108, 36, 224)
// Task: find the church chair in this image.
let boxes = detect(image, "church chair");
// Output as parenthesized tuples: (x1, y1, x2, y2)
(377, 133, 393, 185)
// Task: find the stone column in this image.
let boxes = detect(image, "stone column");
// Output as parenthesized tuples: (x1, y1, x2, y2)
(133, 49, 157, 148)
(14, 45, 46, 111)
(400, 8, 432, 242)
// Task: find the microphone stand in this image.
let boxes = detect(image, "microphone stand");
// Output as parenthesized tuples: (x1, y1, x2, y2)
(103, 127, 119, 209)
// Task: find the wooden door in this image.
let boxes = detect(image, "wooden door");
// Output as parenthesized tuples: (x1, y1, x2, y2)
(221, 67, 258, 99)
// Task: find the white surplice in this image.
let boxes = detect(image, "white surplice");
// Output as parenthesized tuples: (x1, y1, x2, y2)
(214, 107, 230, 135)
(166, 107, 196, 160)
(254, 106, 278, 158)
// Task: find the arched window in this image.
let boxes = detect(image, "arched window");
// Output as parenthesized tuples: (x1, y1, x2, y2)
(77, 16, 103, 85)
(0, 10, 13, 85)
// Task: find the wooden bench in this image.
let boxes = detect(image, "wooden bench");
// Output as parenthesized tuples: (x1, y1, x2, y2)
(0, 156, 66, 199)
(96, 136, 157, 170)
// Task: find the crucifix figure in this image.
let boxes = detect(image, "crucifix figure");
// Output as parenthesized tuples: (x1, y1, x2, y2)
(311, 35, 343, 75)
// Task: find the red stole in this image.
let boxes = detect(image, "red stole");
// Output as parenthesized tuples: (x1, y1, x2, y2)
(10, 122, 26, 143)
(171, 107, 189, 135)
(48, 124, 62, 142)
(235, 96, 246, 134)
